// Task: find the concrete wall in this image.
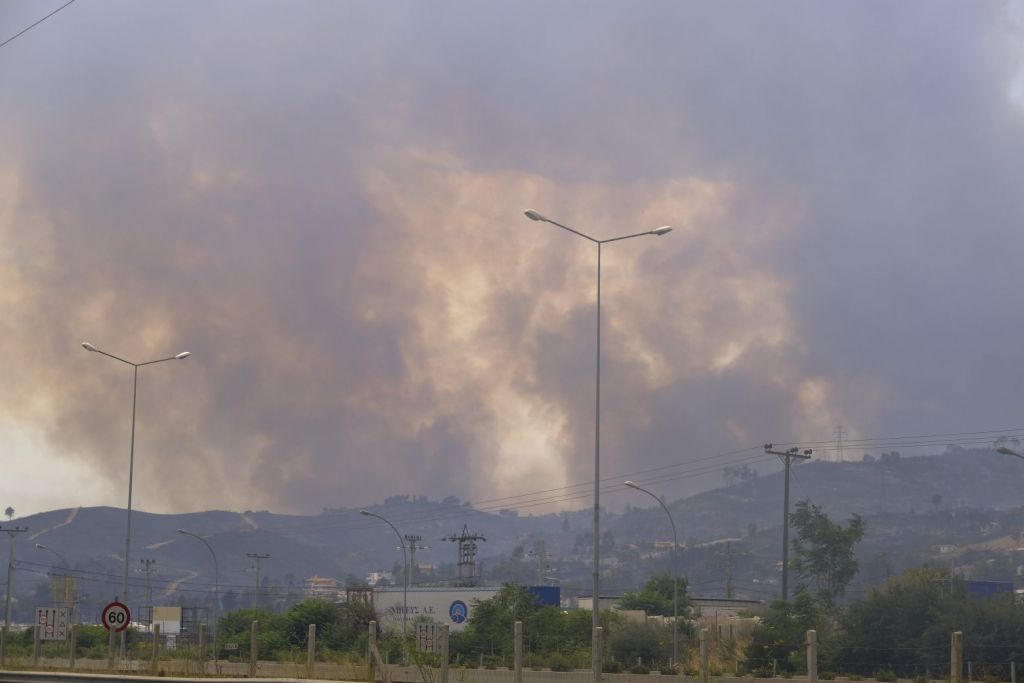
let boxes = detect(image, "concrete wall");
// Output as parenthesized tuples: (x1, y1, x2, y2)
(3, 659, 974, 683)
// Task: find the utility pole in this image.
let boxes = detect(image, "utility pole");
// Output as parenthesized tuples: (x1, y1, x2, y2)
(528, 541, 549, 585)
(1, 525, 28, 665)
(764, 444, 812, 601)
(139, 558, 157, 628)
(724, 541, 735, 599)
(402, 535, 428, 585)
(246, 553, 270, 614)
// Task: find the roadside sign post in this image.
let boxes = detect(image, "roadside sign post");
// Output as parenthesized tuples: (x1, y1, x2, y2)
(101, 601, 131, 633)
(102, 601, 130, 670)
(36, 606, 70, 641)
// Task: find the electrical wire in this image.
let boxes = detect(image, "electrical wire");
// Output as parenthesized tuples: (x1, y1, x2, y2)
(0, 0, 77, 50)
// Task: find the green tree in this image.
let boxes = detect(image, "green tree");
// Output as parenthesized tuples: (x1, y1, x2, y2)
(452, 584, 593, 664)
(838, 566, 952, 676)
(608, 621, 672, 669)
(617, 574, 692, 619)
(790, 501, 864, 601)
(745, 592, 829, 675)
(839, 566, 1024, 678)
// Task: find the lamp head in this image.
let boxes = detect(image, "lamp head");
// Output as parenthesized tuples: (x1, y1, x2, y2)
(997, 447, 1024, 459)
(359, 510, 371, 516)
(176, 529, 188, 534)
(81, 342, 97, 352)
(34, 544, 46, 550)
(524, 210, 546, 222)
(624, 480, 639, 489)
(650, 226, 673, 236)
(174, 352, 192, 360)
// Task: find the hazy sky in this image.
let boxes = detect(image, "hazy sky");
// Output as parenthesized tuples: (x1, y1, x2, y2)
(2, 1, 1024, 517)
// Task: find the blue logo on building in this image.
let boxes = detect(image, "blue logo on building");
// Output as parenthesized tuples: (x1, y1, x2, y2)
(449, 600, 468, 624)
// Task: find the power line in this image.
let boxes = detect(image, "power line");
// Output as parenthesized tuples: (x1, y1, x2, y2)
(0, 0, 77, 51)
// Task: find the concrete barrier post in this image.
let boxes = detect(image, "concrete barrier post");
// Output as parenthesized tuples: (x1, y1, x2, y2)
(151, 623, 161, 674)
(440, 625, 450, 683)
(369, 620, 377, 682)
(249, 620, 259, 678)
(592, 626, 603, 680)
(198, 623, 207, 669)
(32, 623, 40, 666)
(1011, 661, 1016, 683)
(806, 630, 818, 683)
(514, 621, 523, 683)
(307, 623, 316, 678)
(700, 628, 709, 683)
(69, 624, 77, 669)
(951, 631, 963, 683)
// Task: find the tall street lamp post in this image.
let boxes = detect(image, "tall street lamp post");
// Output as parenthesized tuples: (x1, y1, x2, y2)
(82, 342, 190, 658)
(360, 510, 409, 640)
(524, 210, 671, 681)
(34, 544, 69, 571)
(177, 529, 219, 666)
(34, 543, 71, 615)
(623, 481, 680, 667)
(996, 446, 1024, 460)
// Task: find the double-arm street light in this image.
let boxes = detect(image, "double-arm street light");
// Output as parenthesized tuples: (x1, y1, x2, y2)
(524, 210, 671, 680)
(177, 529, 219, 665)
(34, 544, 69, 571)
(623, 480, 680, 667)
(360, 510, 409, 639)
(996, 446, 1024, 460)
(82, 342, 190, 656)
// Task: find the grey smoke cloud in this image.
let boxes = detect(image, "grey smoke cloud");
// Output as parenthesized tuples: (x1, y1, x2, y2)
(1, 1, 1023, 518)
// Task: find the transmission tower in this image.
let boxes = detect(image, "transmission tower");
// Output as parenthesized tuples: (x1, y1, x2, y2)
(834, 423, 845, 462)
(443, 525, 486, 586)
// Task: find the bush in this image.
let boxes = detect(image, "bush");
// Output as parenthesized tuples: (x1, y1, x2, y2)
(629, 662, 651, 674)
(872, 670, 897, 683)
(604, 661, 623, 674)
(548, 653, 572, 672)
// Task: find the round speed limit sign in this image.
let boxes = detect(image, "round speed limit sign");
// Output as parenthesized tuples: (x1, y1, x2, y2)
(101, 601, 131, 632)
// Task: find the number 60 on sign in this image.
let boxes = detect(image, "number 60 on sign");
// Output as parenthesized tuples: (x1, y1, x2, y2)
(101, 601, 130, 632)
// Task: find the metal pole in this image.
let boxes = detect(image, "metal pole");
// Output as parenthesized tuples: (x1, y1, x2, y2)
(592, 242, 602, 683)
(360, 511, 408, 639)
(120, 364, 138, 660)
(624, 482, 679, 666)
(177, 530, 219, 666)
(782, 455, 791, 601)
(81, 345, 191, 659)
(522, 213, 672, 683)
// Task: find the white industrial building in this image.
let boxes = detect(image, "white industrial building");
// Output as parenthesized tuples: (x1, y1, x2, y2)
(373, 586, 501, 632)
